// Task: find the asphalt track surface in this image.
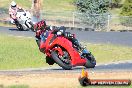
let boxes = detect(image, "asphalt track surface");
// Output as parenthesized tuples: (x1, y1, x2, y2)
(0, 26, 132, 46)
(0, 61, 132, 75)
(0, 26, 132, 73)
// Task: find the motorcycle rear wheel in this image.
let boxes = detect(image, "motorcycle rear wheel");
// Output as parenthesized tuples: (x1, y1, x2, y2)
(16, 23, 24, 31)
(14, 20, 23, 31)
(51, 49, 72, 70)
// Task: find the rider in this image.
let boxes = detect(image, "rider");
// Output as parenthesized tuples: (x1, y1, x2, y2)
(9, 1, 21, 24)
(34, 20, 84, 52)
(34, 20, 49, 52)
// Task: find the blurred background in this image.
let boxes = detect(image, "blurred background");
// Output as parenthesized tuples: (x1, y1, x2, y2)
(0, 0, 131, 31)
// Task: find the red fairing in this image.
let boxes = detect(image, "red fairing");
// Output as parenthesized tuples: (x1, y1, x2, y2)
(39, 31, 87, 66)
(50, 37, 86, 66)
(52, 47, 63, 56)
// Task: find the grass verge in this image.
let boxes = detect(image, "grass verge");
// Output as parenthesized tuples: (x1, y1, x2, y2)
(43, 0, 75, 12)
(84, 43, 132, 64)
(0, 84, 29, 88)
(6, 85, 29, 88)
(0, 22, 14, 27)
(0, 34, 132, 70)
(0, 34, 47, 70)
(0, 0, 75, 12)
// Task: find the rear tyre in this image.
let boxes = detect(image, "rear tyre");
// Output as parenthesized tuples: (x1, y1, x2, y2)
(16, 23, 24, 31)
(51, 50, 72, 70)
(14, 20, 24, 31)
(85, 54, 96, 68)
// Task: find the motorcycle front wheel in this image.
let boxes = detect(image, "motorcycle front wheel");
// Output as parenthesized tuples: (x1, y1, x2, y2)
(51, 48, 72, 70)
(84, 54, 96, 68)
(29, 22, 35, 32)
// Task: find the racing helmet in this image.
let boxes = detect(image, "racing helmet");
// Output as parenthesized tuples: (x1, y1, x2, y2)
(34, 20, 47, 31)
(11, 1, 17, 8)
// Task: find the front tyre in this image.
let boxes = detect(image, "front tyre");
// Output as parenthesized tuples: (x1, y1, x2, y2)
(46, 56, 55, 65)
(85, 54, 96, 68)
(51, 50, 72, 70)
(29, 22, 35, 32)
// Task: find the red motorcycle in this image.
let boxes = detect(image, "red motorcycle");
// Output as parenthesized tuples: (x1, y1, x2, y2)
(36, 27, 96, 70)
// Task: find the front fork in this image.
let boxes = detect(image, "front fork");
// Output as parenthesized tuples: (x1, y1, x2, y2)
(36, 37, 46, 53)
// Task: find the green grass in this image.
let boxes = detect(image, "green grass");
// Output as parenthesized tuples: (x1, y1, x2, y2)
(0, 0, 127, 15)
(0, 35, 132, 70)
(109, 0, 125, 16)
(0, 84, 29, 88)
(0, 0, 75, 12)
(0, 0, 32, 11)
(6, 85, 29, 88)
(0, 0, 75, 22)
(15, 0, 32, 9)
(0, 22, 14, 27)
(109, 8, 121, 16)
(43, 0, 75, 12)
(0, 34, 47, 70)
(82, 42, 132, 64)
